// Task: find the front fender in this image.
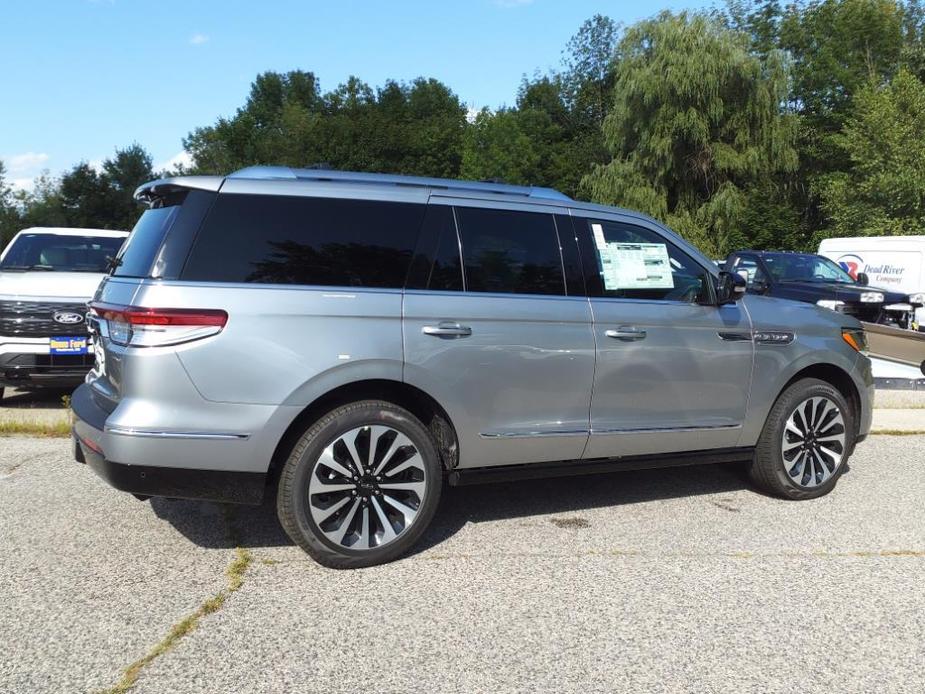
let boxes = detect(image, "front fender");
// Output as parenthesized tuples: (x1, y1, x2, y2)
(738, 344, 870, 447)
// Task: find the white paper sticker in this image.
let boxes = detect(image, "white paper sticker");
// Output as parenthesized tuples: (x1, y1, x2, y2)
(600, 242, 674, 290)
(591, 223, 607, 249)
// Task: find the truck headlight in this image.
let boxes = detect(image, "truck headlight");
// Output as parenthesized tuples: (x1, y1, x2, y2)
(910, 292, 925, 305)
(860, 292, 884, 303)
(817, 299, 846, 312)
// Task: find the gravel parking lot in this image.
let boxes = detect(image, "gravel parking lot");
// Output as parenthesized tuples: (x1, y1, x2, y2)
(2, 434, 924, 693)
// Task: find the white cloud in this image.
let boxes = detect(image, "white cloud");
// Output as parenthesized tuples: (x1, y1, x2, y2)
(5, 152, 50, 174)
(156, 150, 193, 173)
(466, 106, 482, 124)
(494, 0, 534, 7)
(189, 33, 209, 46)
(2, 152, 51, 193)
(11, 178, 36, 192)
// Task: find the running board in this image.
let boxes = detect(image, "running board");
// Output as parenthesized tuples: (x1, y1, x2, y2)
(447, 447, 755, 486)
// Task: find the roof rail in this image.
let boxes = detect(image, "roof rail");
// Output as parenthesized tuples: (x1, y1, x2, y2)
(225, 166, 571, 201)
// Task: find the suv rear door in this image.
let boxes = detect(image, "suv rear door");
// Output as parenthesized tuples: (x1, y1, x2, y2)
(403, 198, 595, 469)
(574, 213, 754, 459)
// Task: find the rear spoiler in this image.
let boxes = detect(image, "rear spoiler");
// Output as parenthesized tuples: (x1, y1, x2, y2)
(134, 176, 224, 205)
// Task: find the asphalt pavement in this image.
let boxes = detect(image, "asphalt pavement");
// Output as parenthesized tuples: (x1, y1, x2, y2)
(1, 434, 924, 693)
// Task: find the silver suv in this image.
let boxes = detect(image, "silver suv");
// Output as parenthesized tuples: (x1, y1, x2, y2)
(71, 167, 873, 568)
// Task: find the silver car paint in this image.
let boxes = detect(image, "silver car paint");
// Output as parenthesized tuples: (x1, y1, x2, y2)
(78, 171, 873, 478)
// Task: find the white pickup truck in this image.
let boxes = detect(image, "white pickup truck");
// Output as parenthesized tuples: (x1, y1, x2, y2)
(0, 227, 128, 401)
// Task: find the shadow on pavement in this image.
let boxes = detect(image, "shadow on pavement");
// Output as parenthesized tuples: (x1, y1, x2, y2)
(0, 387, 72, 409)
(150, 461, 750, 554)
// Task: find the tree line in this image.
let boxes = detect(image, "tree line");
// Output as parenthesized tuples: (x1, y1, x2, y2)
(4, 0, 925, 259)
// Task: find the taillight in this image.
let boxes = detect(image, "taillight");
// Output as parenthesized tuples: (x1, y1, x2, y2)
(90, 303, 228, 347)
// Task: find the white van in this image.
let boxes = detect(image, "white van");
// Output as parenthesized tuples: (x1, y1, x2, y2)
(818, 236, 925, 331)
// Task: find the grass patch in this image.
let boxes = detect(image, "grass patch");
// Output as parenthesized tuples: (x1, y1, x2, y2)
(98, 547, 253, 694)
(0, 420, 71, 438)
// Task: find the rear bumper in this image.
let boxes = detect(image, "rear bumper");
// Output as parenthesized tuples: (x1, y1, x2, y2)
(71, 383, 266, 504)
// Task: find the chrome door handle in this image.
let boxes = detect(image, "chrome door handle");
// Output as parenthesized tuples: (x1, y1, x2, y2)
(605, 327, 647, 341)
(422, 322, 472, 338)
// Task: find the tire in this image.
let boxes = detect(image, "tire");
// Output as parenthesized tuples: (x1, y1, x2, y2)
(749, 378, 854, 500)
(277, 400, 443, 569)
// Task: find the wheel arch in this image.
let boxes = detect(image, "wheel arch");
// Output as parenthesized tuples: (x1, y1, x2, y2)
(266, 379, 459, 485)
(777, 363, 862, 445)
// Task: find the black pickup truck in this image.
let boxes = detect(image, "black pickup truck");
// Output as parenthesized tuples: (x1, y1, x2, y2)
(725, 250, 922, 330)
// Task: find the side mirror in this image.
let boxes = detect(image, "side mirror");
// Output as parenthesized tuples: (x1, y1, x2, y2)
(857, 272, 870, 286)
(752, 279, 769, 294)
(716, 271, 747, 305)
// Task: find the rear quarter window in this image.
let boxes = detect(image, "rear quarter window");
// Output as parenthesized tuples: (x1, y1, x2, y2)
(114, 190, 218, 279)
(181, 194, 426, 288)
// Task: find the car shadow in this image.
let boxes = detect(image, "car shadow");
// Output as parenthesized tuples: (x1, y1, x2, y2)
(0, 387, 71, 409)
(150, 461, 752, 554)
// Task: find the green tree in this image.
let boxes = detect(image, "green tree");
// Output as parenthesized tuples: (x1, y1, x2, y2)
(0, 161, 22, 250)
(561, 14, 621, 128)
(581, 12, 798, 257)
(461, 107, 540, 186)
(101, 143, 155, 229)
(185, 71, 466, 178)
(820, 68, 925, 236)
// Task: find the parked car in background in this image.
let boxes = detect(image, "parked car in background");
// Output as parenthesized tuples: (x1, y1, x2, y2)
(72, 167, 872, 568)
(725, 250, 923, 330)
(0, 227, 129, 401)
(818, 236, 925, 332)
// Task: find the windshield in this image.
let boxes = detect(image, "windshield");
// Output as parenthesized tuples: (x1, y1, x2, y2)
(763, 254, 857, 284)
(0, 233, 125, 273)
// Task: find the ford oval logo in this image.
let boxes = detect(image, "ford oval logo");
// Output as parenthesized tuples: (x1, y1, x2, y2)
(53, 311, 85, 325)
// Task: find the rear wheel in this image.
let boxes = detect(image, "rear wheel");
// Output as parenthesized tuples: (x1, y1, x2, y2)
(749, 378, 854, 500)
(277, 400, 442, 569)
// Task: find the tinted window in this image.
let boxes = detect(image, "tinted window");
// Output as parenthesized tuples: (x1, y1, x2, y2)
(555, 214, 585, 296)
(114, 206, 180, 277)
(761, 254, 856, 284)
(1, 233, 125, 273)
(113, 190, 216, 279)
(455, 207, 565, 296)
(406, 205, 463, 291)
(578, 220, 709, 303)
(182, 195, 425, 288)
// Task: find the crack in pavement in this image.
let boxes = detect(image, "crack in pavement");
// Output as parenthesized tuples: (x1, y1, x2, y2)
(95, 510, 253, 694)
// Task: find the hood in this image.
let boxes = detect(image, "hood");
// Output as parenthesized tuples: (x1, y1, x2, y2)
(0, 271, 107, 302)
(776, 279, 909, 304)
(743, 293, 862, 333)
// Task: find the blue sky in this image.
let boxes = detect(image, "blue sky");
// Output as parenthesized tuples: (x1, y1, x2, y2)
(1, 0, 711, 189)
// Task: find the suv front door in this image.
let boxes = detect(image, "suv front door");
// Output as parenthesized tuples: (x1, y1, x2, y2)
(574, 214, 754, 459)
(403, 200, 595, 469)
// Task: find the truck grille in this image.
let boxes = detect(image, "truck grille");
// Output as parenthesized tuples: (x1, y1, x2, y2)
(0, 301, 90, 338)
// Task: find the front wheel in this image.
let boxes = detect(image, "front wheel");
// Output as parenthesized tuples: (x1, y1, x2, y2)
(749, 378, 854, 500)
(277, 400, 442, 569)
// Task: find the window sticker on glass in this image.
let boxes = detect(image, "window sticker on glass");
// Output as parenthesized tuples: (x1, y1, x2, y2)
(600, 242, 674, 290)
(591, 222, 608, 249)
